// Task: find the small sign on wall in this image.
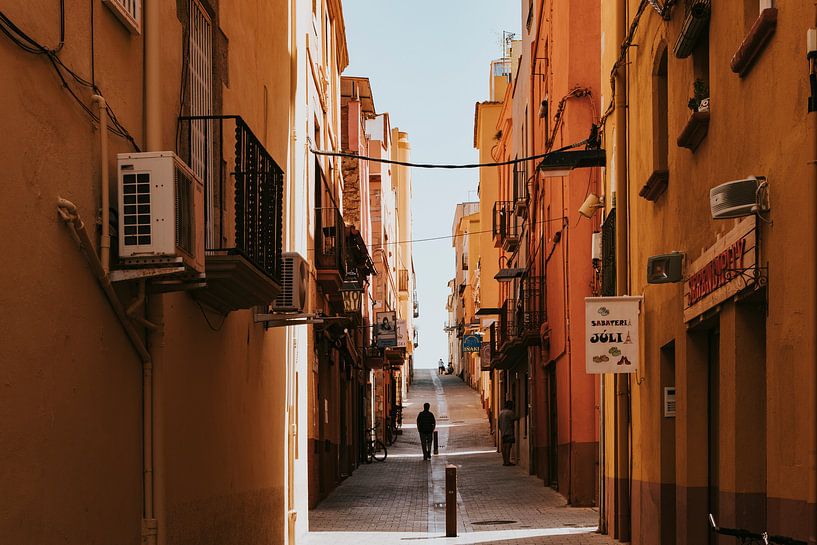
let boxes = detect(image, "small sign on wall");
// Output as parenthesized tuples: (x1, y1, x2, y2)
(664, 387, 676, 417)
(585, 296, 642, 374)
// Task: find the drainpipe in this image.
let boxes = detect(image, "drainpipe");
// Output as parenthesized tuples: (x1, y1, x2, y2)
(808, 10, 817, 535)
(92, 95, 111, 273)
(143, 1, 161, 543)
(57, 198, 151, 363)
(613, 0, 631, 540)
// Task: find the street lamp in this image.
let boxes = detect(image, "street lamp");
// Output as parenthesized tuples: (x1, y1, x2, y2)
(537, 149, 606, 178)
(340, 271, 364, 314)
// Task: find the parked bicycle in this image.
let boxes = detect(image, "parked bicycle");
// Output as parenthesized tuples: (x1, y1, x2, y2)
(709, 514, 806, 545)
(386, 404, 403, 446)
(365, 426, 387, 463)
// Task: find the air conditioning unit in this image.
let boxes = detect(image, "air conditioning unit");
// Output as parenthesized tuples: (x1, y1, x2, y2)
(273, 252, 308, 312)
(117, 152, 204, 273)
(710, 176, 767, 220)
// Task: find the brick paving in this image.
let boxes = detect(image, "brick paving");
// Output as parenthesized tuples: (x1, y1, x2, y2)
(306, 369, 620, 545)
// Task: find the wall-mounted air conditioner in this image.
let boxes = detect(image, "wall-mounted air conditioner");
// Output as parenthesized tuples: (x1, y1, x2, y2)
(710, 176, 768, 220)
(273, 252, 308, 312)
(117, 152, 205, 273)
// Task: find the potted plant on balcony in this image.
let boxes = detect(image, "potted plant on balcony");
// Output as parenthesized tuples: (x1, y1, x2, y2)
(687, 78, 710, 112)
(678, 78, 710, 151)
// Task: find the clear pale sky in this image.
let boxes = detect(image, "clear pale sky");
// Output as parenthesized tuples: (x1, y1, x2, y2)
(342, 1, 521, 369)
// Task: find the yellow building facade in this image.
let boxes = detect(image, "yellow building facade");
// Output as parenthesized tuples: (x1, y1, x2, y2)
(599, 2, 817, 544)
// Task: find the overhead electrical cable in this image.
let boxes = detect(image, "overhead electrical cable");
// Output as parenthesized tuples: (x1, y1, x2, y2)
(310, 139, 591, 169)
(0, 4, 139, 151)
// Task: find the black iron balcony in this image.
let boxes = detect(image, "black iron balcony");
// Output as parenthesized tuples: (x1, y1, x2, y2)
(518, 274, 546, 344)
(315, 206, 347, 294)
(601, 209, 616, 296)
(492, 201, 519, 252)
(497, 297, 518, 351)
(178, 115, 283, 312)
(513, 167, 528, 217)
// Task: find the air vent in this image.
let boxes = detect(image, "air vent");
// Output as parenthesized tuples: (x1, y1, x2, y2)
(122, 171, 152, 247)
(710, 176, 767, 220)
(273, 252, 308, 312)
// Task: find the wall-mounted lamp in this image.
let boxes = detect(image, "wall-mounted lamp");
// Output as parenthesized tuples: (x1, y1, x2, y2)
(538, 99, 549, 119)
(647, 252, 684, 284)
(537, 149, 606, 178)
(578, 193, 604, 218)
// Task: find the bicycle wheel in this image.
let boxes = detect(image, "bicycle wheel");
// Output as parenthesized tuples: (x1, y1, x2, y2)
(372, 440, 387, 462)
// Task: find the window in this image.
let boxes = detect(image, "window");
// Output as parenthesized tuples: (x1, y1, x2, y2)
(654, 46, 669, 171)
(188, 0, 214, 246)
(103, 0, 141, 33)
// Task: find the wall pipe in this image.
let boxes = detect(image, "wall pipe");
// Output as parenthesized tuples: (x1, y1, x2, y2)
(92, 95, 110, 273)
(57, 198, 158, 545)
(143, 1, 161, 543)
(56, 198, 150, 363)
(613, 0, 632, 540)
(809, 7, 817, 534)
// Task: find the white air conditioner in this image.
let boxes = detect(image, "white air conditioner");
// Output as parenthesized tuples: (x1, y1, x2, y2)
(273, 252, 308, 312)
(117, 152, 204, 273)
(710, 176, 767, 220)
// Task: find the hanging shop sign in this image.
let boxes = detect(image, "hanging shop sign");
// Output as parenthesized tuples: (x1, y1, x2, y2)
(683, 217, 757, 322)
(480, 341, 492, 371)
(585, 296, 642, 374)
(396, 320, 408, 348)
(375, 310, 397, 348)
(462, 334, 482, 353)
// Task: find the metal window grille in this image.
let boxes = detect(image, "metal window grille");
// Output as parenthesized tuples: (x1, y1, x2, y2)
(189, 0, 214, 246)
(601, 209, 616, 296)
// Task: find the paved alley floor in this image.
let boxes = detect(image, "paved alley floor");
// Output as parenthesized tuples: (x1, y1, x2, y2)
(306, 369, 618, 545)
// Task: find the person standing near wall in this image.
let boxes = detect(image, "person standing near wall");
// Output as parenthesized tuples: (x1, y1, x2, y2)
(416, 402, 436, 460)
(498, 400, 516, 466)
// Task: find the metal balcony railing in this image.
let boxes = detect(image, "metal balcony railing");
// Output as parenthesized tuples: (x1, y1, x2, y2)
(602, 209, 616, 296)
(519, 275, 546, 335)
(498, 297, 518, 350)
(513, 167, 528, 216)
(315, 206, 346, 277)
(177, 115, 283, 282)
(492, 201, 519, 251)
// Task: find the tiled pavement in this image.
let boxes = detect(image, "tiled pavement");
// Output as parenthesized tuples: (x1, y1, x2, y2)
(306, 369, 620, 545)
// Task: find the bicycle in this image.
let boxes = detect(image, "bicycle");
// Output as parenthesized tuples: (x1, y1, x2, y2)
(386, 404, 403, 446)
(365, 426, 387, 463)
(709, 514, 807, 545)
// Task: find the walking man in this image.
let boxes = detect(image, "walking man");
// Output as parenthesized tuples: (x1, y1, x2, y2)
(438, 358, 445, 375)
(498, 400, 516, 466)
(416, 402, 436, 460)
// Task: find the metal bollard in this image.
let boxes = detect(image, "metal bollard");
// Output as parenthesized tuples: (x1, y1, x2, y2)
(433, 430, 439, 455)
(445, 464, 457, 537)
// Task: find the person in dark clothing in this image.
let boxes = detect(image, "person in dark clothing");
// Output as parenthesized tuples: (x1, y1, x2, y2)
(416, 402, 436, 460)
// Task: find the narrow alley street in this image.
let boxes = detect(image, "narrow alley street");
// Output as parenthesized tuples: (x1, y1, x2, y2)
(307, 370, 614, 545)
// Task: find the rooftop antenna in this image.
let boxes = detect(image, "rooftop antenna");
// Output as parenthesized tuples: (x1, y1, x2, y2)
(502, 30, 516, 59)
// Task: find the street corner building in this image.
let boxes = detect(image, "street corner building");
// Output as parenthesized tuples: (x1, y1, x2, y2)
(0, 1, 417, 544)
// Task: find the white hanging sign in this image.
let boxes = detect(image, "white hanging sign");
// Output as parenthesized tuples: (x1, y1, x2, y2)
(585, 296, 642, 374)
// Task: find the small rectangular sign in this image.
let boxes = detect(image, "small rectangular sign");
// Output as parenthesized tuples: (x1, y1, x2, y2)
(585, 296, 642, 374)
(480, 342, 492, 371)
(375, 311, 397, 348)
(664, 387, 676, 417)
